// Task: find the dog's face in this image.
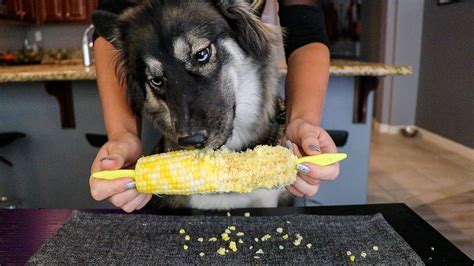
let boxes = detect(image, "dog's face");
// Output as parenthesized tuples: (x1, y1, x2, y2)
(93, 0, 279, 150)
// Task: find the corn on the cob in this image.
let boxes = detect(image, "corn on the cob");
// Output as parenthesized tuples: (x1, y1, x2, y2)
(135, 145, 297, 195)
(92, 145, 347, 195)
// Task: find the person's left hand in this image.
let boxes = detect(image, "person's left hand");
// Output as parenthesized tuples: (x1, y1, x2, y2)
(283, 118, 340, 197)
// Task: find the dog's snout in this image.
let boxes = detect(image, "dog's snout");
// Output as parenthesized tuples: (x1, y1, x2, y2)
(178, 131, 208, 149)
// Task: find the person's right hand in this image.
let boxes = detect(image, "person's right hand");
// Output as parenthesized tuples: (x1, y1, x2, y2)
(90, 132, 152, 212)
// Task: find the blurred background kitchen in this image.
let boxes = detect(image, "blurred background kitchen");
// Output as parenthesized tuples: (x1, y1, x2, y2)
(0, 0, 472, 258)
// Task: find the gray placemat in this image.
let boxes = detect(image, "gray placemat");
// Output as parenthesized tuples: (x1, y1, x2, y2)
(28, 211, 423, 265)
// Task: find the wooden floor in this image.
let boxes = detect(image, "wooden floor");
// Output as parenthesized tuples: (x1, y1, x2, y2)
(367, 130, 474, 259)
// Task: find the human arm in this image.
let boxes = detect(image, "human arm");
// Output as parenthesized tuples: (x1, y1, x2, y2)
(89, 36, 152, 212)
(279, 0, 340, 197)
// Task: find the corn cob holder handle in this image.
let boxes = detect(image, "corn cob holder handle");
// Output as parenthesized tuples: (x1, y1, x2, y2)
(92, 145, 347, 195)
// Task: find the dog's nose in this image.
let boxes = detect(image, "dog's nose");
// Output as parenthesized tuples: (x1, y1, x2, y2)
(178, 131, 208, 148)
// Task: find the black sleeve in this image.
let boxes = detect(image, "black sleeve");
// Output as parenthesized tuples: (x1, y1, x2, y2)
(93, 0, 138, 41)
(278, 0, 329, 58)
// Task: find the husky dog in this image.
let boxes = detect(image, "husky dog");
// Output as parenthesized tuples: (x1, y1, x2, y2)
(92, 0, 290, 209)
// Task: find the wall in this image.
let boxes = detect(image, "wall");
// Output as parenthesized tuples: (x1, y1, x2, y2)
(416, 0, 474, 148)
(26, 23, 90, 49)
(0, 24, 27, 50)
(372, 0, 424, 127)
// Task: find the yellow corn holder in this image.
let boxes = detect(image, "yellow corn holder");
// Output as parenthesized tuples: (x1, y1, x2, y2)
(92, 145, 347, 195)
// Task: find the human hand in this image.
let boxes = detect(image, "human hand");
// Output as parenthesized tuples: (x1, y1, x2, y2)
(90, 132, 152, 212)
(283, 118, 340, 197)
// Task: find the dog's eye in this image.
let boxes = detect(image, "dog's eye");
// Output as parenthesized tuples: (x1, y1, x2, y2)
(195, 46, 211, 64)
(149, 77, 164, 87)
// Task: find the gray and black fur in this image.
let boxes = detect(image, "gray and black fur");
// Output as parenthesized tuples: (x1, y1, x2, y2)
(93, 0, 292, 209)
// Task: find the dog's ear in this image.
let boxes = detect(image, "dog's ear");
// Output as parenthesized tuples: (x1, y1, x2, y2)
(91, 11, 122, 49)
(215, 0, 272, 58)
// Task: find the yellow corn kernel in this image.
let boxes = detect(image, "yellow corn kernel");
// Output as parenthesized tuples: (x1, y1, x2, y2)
(217, 247, 226, 256)
(133, 146, 297, 195)
(184, 235, 190, 241)
(221, 233, 230, 241)
(229, 241, 237, 252)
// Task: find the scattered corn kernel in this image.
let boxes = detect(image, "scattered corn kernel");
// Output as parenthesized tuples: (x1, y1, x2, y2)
(282, 234, 289, 240)
(226, 212, 231, 217)
(179, 229, 186, 235)
(238, 239, 244, 244)
(295, 233, 303, 239)
(209, 237, 217, 242)
(261, 234, 272, 241)
(236, 232, 245, 237)
(197, 237, 204, 242)
(199, 252, 205, 257)
(373, 246, 379, 251)
(184, 235, 190, 241)
(349, 255, 356, 262)
(279, 245, 284, 250)
(293, 239, 302, 246)
(249, 245, 253, 250)
(286, 221, 291, 224)
(225, 229, 231, 234)
(276, 227, 283, 234)
(221, 233, 230, 241)
(254, 256, 260, 259)
(361, 251, 367, 258)
(183, 245, 189, 250)
(217, 247, 226, 256)
(228, 226, 236, 231)
(346, 251, 352, 256)
(256, 249, 264, 254)
(229, 241, 237, 252)
(244, 212, 250, 217)
(306, 243, 312, 249)
(254, 238, 259, 242)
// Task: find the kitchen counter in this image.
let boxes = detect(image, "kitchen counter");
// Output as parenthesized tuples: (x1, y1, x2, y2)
(0, 59, 412, 83)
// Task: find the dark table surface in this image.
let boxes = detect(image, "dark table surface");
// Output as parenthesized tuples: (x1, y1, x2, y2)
(0, 203, 470, 264)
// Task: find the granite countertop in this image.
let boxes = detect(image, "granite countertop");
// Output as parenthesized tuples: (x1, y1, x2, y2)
(0, 59, 411, 83)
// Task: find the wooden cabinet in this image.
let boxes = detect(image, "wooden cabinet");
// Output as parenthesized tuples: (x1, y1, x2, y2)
(2, 0, 36, 21)
(0, 0, 97, 23)
(38, 0, 63, 22)
(20, 0, 38, 22)
(63, 0, 87, 21)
